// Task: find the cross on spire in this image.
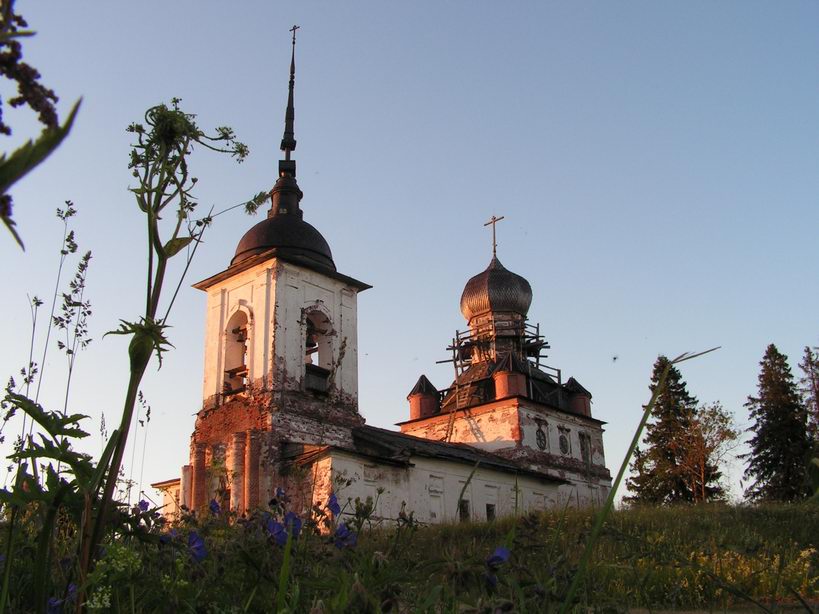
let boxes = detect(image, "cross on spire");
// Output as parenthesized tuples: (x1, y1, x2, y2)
(484, 215, 505, 257)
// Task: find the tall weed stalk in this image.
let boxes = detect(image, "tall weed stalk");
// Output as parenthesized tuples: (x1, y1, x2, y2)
(559, 347, 720, 613)
(80, 99, 251, 597)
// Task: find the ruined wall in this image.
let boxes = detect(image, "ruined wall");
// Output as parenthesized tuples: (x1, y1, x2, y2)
(400, 401, 520, 450)
(326, 451, 561, 525)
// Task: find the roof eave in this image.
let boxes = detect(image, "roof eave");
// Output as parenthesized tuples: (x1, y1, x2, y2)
(193, 248, 372, 292)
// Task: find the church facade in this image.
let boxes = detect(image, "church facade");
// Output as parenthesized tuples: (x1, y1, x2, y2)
(152, 38, 612, 524)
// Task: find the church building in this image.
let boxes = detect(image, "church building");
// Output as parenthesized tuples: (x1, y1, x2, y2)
(152, 35, 612, 524)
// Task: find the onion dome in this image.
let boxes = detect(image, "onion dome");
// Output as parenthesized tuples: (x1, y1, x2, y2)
(459, 256, 532, 322)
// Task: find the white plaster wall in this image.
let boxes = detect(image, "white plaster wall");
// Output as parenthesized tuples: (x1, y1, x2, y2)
(202, 264, 274, 400)
(327, 451, 561, 525)
(274, 261, 359, 399)
(401, 403, 519, 451)
(518, 406, 606, 468)
(200, 259, 360, 403)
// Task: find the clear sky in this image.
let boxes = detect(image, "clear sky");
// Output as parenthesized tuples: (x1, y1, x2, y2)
(1, 2, 817, 503)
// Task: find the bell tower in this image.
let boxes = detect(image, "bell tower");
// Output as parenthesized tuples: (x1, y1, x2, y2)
(183, 28, 370, 512)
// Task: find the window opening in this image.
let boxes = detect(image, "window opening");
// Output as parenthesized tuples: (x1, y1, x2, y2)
(223, 311, 249, 396)
(485, 503, 496, 521)
(558, 426, 571, 456)
(304, 310, 333, 393)
(579, 432, 591, 468)
(535, 420, 549, 450)
(458, 499, 470, 522)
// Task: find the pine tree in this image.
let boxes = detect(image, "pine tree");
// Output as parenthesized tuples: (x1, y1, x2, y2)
(743, 344, 811, 502)
(626, 356, 701, 504)
(798, 345, 819, 444)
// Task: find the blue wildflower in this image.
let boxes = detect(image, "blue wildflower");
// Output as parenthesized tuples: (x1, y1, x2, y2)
(284, 511, 302, 540)
(209, 499, 221, 515)
(138, 499, 149, 512)
(270, 520, 287, 546)
(45, 584, 76, 614)
(486, 546, 510, 569)
(327, 492, 341, 516)
(159, 528, 178, 546)
(334, 522, 357, 549)
(276, 486, 285, 499)
(188, 531, 207, 562)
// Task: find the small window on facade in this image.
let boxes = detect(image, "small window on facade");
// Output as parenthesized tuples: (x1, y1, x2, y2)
(579, 432, 591, 468)
(458, 499, 470, 522)
(536, 425, 547, 451)
(485, 503, 496, 521)
(558, 426, 571, 456)
(224, 311, 249, 395)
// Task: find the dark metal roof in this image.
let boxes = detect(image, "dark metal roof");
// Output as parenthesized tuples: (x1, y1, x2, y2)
(351, 425, 567, 484)
(232, 213, 335, 269)
(407, 374, 437, 398)
(564, 377, 592, 398)
(460, 256, 533, 322)
(437, 356, 604, 423)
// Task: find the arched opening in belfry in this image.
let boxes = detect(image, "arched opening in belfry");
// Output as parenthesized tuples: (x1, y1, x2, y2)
(304, 310, 333, 392)
(223, 311, 249, 395)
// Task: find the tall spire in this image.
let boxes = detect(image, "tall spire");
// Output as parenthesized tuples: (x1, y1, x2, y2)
(270, 25, 303, 219)
(280, 24, 299, 160)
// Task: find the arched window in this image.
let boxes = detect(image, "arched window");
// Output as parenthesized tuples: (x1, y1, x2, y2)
(223, 311, 249, 395)
(304, 309, 332, 392)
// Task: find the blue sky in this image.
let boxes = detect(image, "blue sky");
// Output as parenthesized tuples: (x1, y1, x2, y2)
(1, 2, 817, 502)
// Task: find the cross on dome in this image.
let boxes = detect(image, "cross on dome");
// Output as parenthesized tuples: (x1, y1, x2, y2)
(484, 214, 505, 257)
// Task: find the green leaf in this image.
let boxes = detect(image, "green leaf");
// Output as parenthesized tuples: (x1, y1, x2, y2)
(0, 99, 81, 193)
(1, 99, 81, 248)
(4, 393, 90, 441)
(163, 235, 194, 257)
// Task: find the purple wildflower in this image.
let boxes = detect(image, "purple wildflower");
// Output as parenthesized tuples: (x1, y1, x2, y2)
(284, 511, 302, 540)
(327, 492, 341, 517)
(137, 499, 149, 512)
(333, 522, 357, 549)
(188, 531, 207, 562)
(209, 499, 221, 515)
(486, 546, 510, 569)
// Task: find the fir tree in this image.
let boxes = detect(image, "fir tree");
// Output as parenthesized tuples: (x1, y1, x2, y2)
(743, 344, 811, 502)
(798, 345, 819, 444)
(626, 356, 707, 504)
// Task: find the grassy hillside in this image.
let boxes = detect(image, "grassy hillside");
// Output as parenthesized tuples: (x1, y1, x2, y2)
(5, 502, 818, 612)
